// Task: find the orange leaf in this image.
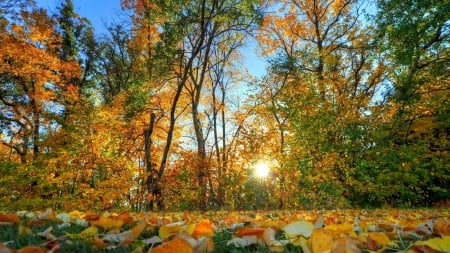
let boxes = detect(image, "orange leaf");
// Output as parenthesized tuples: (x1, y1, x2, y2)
(192, 220, 214, 239)
(434, 218, 450, 236)
(118, 212, 134, 224)
(330, 236, 361, 253)
(0, 213, 19, 224)
(235, 227, 266, 238)
(131, 222, 147, 238)
(17, 246, 45, 253)
(82, 213, 100, 222)
(93, 236, 108, 248)
(150, 237, 193, 253)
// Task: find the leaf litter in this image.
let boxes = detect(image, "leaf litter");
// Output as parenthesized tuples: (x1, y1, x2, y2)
(0, 208, 448, 252)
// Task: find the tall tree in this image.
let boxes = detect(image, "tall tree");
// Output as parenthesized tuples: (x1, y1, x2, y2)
(0, 3, 80, 163)
(122, 0, 260, 210)
(183, 0, 261, 209)
(257, 0, 385, 207)
(56, 0, 97, 97)
(372, 0, 450, 205)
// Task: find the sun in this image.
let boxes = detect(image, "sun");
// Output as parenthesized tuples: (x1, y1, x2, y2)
(254, 161, 270, 178)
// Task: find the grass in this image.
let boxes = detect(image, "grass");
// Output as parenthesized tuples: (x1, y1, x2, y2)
(1, 208, 448, 252)
(0, 221, 291, 252)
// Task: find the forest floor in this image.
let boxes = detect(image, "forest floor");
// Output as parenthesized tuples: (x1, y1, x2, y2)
(0, 208, 449, 252)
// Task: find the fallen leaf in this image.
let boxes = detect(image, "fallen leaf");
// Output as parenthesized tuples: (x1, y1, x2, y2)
(79, 225, 99, 239)
(143, 235, 163, 246)
(263, 227, 293, 252)
(0, 242, 12, 253)
(308, 228, 334, 253)
(118, 212, 134, 224)
(102, 221, 146, 244)
(159, 222, 184, 239)
(414, 236, 450, 252)
(37, 226, 57, 241)
(330, 236, 361, 253)
(132, 221, 147, 238)
(192, 220, 214, 239)
(92, 216, 124, 231)
(235, 227, 266, 238)
(150, 237, 193, 253)
(18, 224, 32, 236)
(227, 235, 262, 248)
(0, 213, 19, 224)
(17, 246, 45, 253)
(93, 236, 108, 248)
(177, 234, 214, 253)
(367, 232, 392, 250)
(55, 213, 71, 223)
(416, 220, 435, 236)
(36, 208, 53, 220)
(283, 221, 314, 238)
(314, 215, 325, 228)
(434, 218, 450, 236)
(326, 222, 356, 237)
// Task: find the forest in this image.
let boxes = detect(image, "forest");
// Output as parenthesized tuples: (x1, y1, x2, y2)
(0, 0, 449, 212)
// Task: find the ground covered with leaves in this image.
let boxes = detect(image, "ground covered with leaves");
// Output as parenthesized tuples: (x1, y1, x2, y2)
(0, 208, 449, 253)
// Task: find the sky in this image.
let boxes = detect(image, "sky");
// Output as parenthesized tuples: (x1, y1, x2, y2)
(35, 0, 266, 78)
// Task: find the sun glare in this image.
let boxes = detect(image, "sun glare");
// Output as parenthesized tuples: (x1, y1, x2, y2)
(254, 162, 270, 178)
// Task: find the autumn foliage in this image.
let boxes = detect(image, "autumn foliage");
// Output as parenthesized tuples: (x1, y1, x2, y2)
(0, 208, 450, 252)
(0, 0, 449, 212)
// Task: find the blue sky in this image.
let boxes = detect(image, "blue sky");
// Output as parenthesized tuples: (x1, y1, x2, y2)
(36, 0, 122, 32)
(35, 0, 266, 78)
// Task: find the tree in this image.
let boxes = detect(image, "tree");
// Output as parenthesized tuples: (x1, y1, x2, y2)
(371, 0, 450, 206)
(257, 0, 386, 208)
(0, 3, 80, 163)
(122, 0, 261, 210)
(182, 0, 261, 210)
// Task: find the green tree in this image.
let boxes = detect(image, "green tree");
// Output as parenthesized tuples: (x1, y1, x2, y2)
(257, 0, 385, 208)
(370, 0, 450, 206)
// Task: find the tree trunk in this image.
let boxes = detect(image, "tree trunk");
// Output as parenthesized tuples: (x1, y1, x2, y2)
(144, 112, 162, 211)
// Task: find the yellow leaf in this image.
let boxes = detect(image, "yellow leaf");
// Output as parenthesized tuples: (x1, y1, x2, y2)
(93, 216, 124, 231)
(79, 226, 99, 238)
(308, 228, 334, 253)
(326, 223, 356, 237)
(18, 225, 32, 236)
(367, 232, 393, 249)
(184, 223, 196, 235)
(159, 222, 184, 239)
(414, 236, 450, 252)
